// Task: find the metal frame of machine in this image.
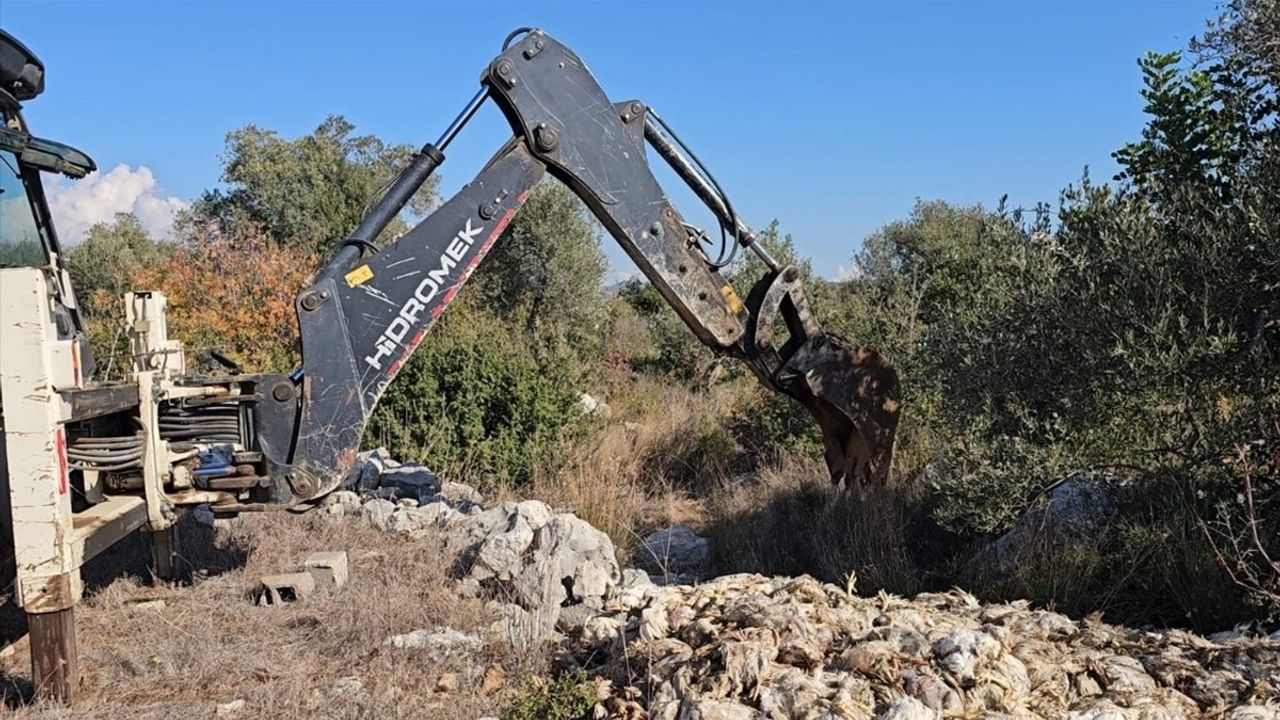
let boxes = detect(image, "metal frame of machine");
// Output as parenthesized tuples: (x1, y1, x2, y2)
(0, 279, 259, 697)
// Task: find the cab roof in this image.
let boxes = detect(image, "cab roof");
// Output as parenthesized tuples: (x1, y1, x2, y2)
(0, 30, 44, 103)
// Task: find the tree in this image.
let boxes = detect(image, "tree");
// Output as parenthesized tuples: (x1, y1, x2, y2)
(365, 298, 589, 486)
(472, 180, 607, 357)
(129, 227, 316, 373)
(65, 214, 169, 315)
(64, 214, 172, 376)
(189, 116, 438, 253)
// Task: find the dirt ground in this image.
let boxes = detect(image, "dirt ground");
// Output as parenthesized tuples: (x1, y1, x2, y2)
(0, 511, 539, 719)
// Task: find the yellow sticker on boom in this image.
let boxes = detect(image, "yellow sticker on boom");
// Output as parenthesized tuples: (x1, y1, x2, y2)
(720, 285, 744, 314)
(344, 264, 374, 288)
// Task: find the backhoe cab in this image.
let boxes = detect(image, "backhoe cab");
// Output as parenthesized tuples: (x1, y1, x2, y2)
(0, 27, 899, 701)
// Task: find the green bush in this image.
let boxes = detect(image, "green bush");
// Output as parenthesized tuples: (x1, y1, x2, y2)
(615, 278, 712, 382)
(729, 388, 823, 464)
(503, 669, 597, 720)
(366, 300, 590, 487)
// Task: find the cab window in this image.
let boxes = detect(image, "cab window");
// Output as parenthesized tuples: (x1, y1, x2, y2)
(0, 148, 45, 268)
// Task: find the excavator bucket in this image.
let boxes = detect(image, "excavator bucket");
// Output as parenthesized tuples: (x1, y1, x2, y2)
(776, 334, 901, 487)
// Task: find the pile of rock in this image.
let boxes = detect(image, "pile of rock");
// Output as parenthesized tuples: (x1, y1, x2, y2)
(326, 449, 620, 644)
(323, 449, 487, 534)
(564, 574, 1279, 719)
(453, 499, 620, 645)
(323, 450, 1280, 719)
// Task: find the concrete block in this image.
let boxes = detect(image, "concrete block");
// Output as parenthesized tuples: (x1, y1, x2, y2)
(304, 551, 349, 589)
(257, 572, 315, 605)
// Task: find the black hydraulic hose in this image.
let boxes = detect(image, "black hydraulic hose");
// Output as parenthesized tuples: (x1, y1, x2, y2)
(502, 27, 535, 51)
(643, 111, 763, 270)
(68, 438, 143, 448)
(643, 117, 757, 257)
(646, 110, 737, 267)
(66, 451, 143, 462)
(315, 86, 489, 285)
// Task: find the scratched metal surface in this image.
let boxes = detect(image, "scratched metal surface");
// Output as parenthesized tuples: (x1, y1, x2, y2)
(487, 31, 745, 349)
(288, 146, 544, 500)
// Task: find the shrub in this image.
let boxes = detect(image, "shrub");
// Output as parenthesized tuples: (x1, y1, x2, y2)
(728, 387, 822, 464)
(503, 669, 597, 720)
(129, 227, 315, 373)
(599, 296, 653, 374)
(66, 214, 171, 315)
(616, 278, 714, 382)
(366, 299, 590, 487)
(364, 181, 609, 489)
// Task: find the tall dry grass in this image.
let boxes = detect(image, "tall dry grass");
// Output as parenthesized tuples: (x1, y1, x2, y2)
(704, 453, 926, 595)
(529, 376, 928, 597)
(527, 378, 744, 559)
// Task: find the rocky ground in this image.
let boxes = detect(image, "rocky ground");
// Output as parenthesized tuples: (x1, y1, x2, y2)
(327, 451, 1280, 720)
(3, 451, 1276, 718)
(574, 577, 1280, 719)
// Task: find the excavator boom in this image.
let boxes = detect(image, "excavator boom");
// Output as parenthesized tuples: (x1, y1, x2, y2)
(268, 28, 901, 502)
(0, 29, 899, 700)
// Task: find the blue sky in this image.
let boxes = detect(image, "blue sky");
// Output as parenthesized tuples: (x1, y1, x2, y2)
(4, 0, 1215, 279)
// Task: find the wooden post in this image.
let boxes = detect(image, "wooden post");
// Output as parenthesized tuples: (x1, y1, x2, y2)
(150, 523, 181, 581)
(29, 607, 77, 702)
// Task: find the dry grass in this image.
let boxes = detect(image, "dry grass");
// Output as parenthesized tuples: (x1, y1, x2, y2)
(1, 511, 545, 719)
(705, 453, 926, 596)
(529, 375, 928, 598)
(527, 378, 743, 559)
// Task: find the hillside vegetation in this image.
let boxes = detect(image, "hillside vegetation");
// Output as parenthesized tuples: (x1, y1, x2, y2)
(68, 0, 1279, 631)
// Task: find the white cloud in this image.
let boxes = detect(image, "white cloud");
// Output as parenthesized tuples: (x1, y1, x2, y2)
(605, 267, 640, 287)
(44, 164, 187, 245)
(832, 263, 861, 282)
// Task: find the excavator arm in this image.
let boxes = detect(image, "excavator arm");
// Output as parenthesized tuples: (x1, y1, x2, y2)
(0, 28, 900, 699)
(263, 29, 900, 503)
